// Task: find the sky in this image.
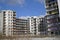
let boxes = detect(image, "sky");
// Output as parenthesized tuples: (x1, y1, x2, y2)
(0, 0, 46, 17)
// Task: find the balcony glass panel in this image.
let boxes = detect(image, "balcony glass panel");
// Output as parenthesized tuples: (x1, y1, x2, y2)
(49, 27, 58, 31)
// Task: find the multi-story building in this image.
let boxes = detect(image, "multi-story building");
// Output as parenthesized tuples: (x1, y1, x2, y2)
(28, 16, 39, 35)
(0, 10, 16, 36)
(0, 9, 46, 36)
(16, 18, 30, 35)
(38, 17, 47, 36)
(45, 0, 60, 36)
(25, 16, 46, 35)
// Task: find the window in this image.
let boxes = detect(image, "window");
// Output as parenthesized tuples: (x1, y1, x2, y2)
(49, 4, 51, 6)
(8, 14, 10, 16)
(8, 11, 11, 13)
(53, 3, 55, 5)
(58, 17, 60, 22)
(51, 32, 54, 34)
(3, 11, 6, 13)
(13, 11, 16, 13)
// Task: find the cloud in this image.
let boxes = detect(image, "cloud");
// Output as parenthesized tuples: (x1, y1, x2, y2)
(0, 0, 25, 6)
(38, 0, 44, 3)
(8, 0, 25, 5)
(34, 0, 44, 4)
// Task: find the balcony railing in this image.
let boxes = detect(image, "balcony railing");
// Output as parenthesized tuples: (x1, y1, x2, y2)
(46, 7, 58, 12)
(46, 14, 58, 19)
(46, 3, 58, 9)
(46, 0, 57, 5)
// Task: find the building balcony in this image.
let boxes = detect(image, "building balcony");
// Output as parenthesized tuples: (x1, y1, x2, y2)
(13, 17, 16, 19)
(13, 14, 16, 16)
(48, 23, 55, 27)
(47, 11, 58, 15)
(48, 25, 51, 27)
(46, 3, 58, 9)
(47, 22, 60, 28)
(48, 27, 58, 31)
(47, 16, 54, 19)
(46, 0, 57, 4)
(48, 29, 51, 31)
(47, 20, 58, 24)
(46, 7, 57, 12)
(13, 12, 16, 16)
(47, 24, 56, 28)
(46, 14, 58, 19)
(47, 18, 58, 23)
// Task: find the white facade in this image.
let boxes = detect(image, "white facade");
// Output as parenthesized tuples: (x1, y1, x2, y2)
(57, 0, 60, 17)
(19, 16, 45, 35)
(0, 10, 16, 36)
(28, 16, 39, 35)
(19, 16, 38, 35)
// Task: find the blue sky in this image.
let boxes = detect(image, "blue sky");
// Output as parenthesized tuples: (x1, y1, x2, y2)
(0, 0, 46, 17)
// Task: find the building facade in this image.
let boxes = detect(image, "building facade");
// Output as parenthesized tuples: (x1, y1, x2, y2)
(16, 18, 30, 35)
(38, 17, 47, 36)
(0, 10, 47, 36)
(26, 16, 46, 35)
(28, 16, 39, 35)
(45, 0, 60, 36)
(0, 10, 16, 36)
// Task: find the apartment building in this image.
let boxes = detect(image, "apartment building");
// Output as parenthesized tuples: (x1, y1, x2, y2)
(28, 16, 39, 35)
(45, 0, 60, 36)
(38, 17, 47, 36)
(0, 10, 46, 36)
(0, 10, 16, 36)
(16, 18, 30, 35)
(25, 16, 46, 35)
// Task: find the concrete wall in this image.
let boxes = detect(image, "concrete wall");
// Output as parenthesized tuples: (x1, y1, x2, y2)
(0, 13, 3, 35)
